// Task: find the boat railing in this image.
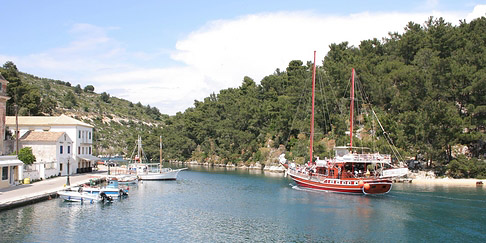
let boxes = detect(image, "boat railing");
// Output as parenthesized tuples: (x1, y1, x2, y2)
(289, 169, 360, 180)
(336, 153, 391, 163)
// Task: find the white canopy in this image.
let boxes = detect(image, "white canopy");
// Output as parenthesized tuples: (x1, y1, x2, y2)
(77, 155, 101, 162)
(0, 156, 23, 166)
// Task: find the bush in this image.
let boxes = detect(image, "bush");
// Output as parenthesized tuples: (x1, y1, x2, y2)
(447, 155, 486, 178)
(18, 147, 36, 164)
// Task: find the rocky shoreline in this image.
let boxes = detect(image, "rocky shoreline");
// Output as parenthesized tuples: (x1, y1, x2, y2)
(169, 160, 286, 173)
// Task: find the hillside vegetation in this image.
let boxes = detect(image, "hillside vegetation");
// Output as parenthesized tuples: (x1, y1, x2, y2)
(0, 62, 167, 159)
(1, 16, 485, 178)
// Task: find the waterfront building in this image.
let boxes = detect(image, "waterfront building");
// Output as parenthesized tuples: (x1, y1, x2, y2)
(5, 115, 99, 175)
(0, 73, 23, 189)
(20, 131, 73, 179)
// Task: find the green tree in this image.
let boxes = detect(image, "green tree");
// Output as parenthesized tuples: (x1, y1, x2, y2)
(63, 91, 77, 108)
(100, 92, 110, 103)
(74, 84, 82, 94)
(84, 85, 95, 93)
(18, 147, 36, 164)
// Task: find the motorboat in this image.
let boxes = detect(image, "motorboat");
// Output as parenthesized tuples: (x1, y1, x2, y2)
(58, 188, 113, 203)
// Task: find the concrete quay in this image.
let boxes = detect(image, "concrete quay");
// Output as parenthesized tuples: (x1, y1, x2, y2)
(0, 171, 107, 211)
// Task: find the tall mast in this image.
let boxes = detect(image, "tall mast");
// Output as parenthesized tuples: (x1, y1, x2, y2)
(137, 135, 141, 164)
(349, 68, 355, 150)
(309, 51, 316, 167)
(159, 136, 162, 171)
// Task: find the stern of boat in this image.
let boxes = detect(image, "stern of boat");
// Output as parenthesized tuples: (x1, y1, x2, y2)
(362, 180, 393, 195)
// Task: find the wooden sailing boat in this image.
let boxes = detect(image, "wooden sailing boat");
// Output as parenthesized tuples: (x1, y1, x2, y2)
(131, 135, 187, 180)
(284, 51, 393, 195)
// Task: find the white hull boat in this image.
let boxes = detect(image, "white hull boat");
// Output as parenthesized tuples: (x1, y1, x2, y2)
(137, 168, 187, 181)
(58, 189, 113, 203)
(113, 175, 139, 185)
(82, 179, 128, 199)
(129, 135, 187, 181)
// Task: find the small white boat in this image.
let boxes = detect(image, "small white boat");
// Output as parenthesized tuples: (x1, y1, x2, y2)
(58, 188, 113, 203)
(116, 175, 139, 185)
(129, 135, 187, 181)
(82, 179, 128, 199)
(136, 165, 187, 180)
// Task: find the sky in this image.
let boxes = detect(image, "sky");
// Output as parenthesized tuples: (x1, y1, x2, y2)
(1, 0, 486, 115)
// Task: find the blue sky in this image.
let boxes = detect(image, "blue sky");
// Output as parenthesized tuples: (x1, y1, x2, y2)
(1, 0, 485, 115)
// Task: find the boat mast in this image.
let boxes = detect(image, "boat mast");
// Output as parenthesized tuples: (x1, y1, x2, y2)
(137, 135, 142, 164)
(309, 51, 316, 167)
(349, 68, 355, 151)
(159, 136, 162, 171)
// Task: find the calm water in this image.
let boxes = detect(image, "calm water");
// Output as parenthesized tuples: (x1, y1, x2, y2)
(1, 166, 485, 242)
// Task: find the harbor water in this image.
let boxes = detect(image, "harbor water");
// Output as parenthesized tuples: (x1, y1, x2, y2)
(1, 166, 485, 242)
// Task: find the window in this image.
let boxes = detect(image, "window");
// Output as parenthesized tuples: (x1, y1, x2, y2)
(60, 145, 63, 154)
(89, 132, 91, 140)
(67, 146, 71, 154)
(82, 147, 85, 154)
(79, 131, 81, 138)
(89, 147, 91, 155)
(2, 167, 8, 180)
(78, 146, 81, 155)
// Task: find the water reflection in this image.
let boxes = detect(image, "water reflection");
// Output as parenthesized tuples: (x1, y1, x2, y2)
(263, 171, 284, 178)
(1, 168, 485, 242)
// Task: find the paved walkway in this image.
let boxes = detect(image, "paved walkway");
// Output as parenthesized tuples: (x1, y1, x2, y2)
(0, 171, 108, 211)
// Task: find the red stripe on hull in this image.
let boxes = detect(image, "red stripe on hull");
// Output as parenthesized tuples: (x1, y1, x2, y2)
(289, 174, 392, 195)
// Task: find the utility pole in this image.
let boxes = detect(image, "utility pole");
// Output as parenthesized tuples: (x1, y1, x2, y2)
(14, 104, 19, 155)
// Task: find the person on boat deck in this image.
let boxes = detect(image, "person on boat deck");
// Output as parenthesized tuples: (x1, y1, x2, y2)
(365, 170, 370, 177)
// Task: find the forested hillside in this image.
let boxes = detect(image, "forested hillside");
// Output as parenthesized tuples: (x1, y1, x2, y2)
(1, 16, 485, 178)
(0, 62, 168, 159)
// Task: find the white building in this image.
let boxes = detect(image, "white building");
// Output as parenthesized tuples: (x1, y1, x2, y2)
(0, 156, 23, 188)
(6, 115, 99, 174)
(20, 131, 73, 179)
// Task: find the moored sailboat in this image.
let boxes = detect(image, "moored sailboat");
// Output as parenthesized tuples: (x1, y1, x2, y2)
(129, 136, 187, 180)
(284, 51, 401, 195)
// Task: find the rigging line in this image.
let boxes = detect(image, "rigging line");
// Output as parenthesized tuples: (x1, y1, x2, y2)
(319, 75, 332, 137)
(140, 142, 150, 163)
(371, 109, 404, 163)
(129, 140, 137, 163)
(339, 76, 352, 117)
(324, 71, 345, 115)
(355, 74, 404, 163)
(316, 70, 332, 137)
(288, 76, 310, 145)
(354, 76, 377, 151)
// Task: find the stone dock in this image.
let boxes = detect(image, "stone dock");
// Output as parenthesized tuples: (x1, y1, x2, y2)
(0, 171, 106, 211)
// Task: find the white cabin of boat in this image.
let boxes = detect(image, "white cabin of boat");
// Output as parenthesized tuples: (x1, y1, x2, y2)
(312, 146, 392, 179)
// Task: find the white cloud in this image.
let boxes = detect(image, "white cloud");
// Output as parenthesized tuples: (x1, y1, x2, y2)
(92, 66, 209, 114)
(1, 7, 483, 115)
(466, 4, 486, 21)
(170, 10, 465, 96)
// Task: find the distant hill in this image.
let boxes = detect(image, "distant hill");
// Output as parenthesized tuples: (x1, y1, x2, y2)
(0, 63, 167, 159)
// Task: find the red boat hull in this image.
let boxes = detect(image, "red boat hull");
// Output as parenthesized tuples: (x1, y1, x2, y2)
(289, 173, 392, 195)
